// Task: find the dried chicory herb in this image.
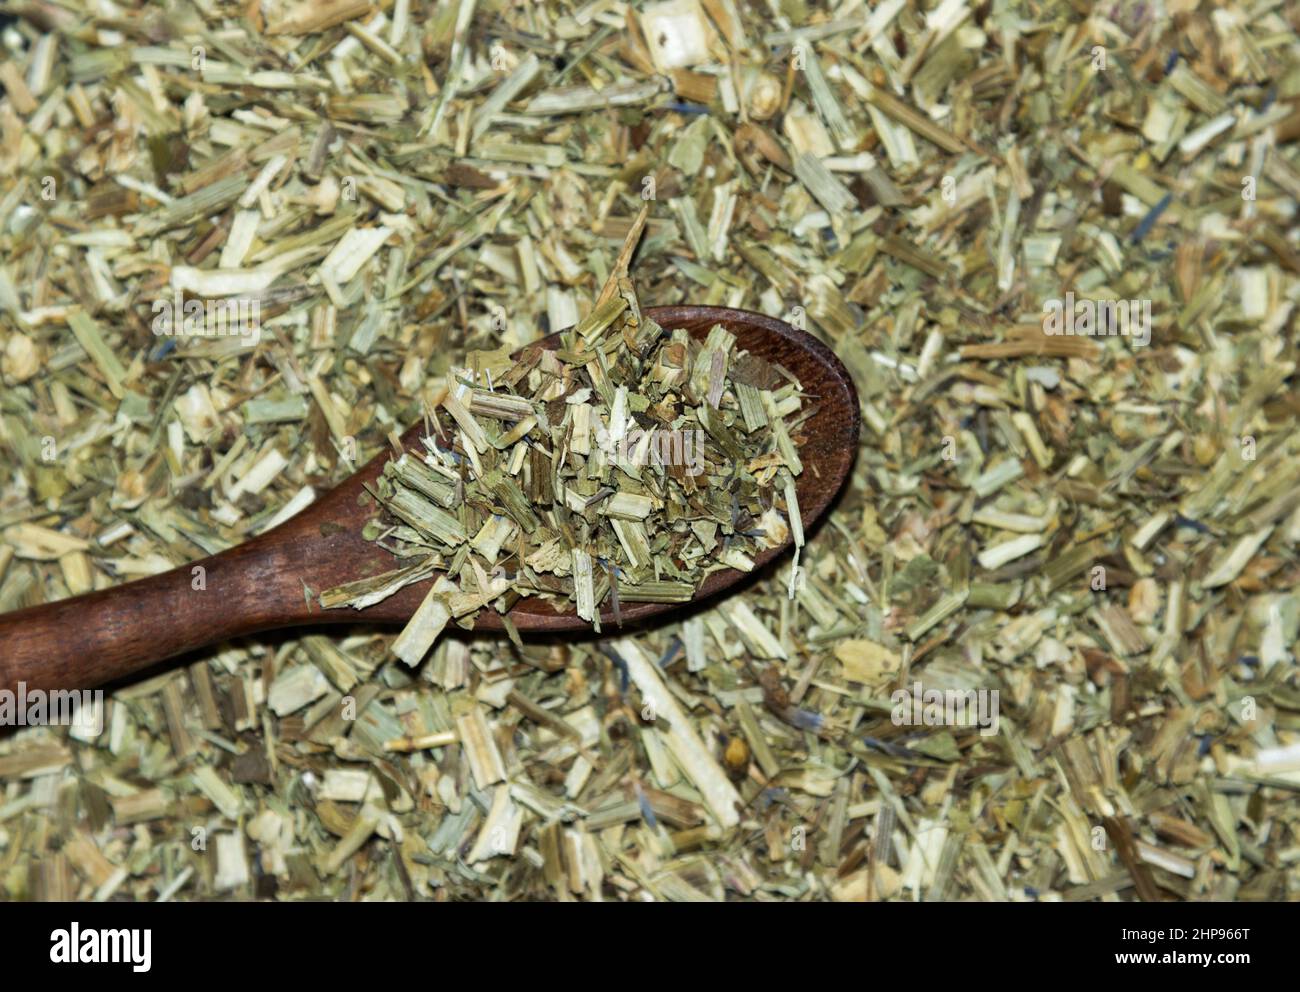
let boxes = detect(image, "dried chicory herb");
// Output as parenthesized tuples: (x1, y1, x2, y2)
(321, 271, 805, 647)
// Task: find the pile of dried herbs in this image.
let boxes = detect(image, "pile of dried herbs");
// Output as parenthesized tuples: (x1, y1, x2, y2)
(321, 267, 805, 645)
(2, 0, 1300, 902)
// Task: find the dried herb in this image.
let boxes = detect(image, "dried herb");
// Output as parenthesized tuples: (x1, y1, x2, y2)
(321, 270, 804, 650)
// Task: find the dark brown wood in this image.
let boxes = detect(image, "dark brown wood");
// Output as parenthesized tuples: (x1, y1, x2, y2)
(0, 307, 859, 694)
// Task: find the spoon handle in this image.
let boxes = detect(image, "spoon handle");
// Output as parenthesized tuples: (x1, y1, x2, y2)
(0, 535, 304, 695)
(0, 438, 423, 694)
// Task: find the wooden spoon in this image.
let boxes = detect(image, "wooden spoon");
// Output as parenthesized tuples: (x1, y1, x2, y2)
(0, 306, 859, 694)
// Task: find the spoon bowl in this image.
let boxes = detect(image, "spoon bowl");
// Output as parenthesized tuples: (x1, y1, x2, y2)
(0, 306, 859, 693)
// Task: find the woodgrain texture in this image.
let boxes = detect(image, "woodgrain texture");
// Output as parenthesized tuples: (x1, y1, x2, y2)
(0, 307, 859, 693)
